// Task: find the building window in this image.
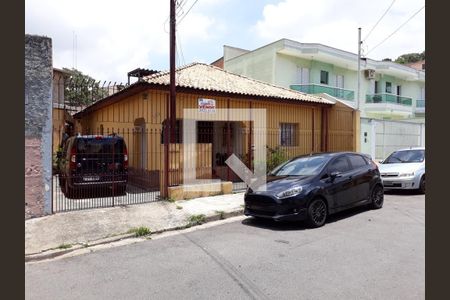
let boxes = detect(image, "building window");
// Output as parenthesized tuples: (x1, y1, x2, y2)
(385, 82, 392, 93)
(297, 67, 310, 84)
(374, 81, 379, 93)
(336, 75, 344, 89)
(280, 123, 298, 146)
(198, 121, 214, 143)
(161, 119, 182, 143)
(320, 70, 329, 85)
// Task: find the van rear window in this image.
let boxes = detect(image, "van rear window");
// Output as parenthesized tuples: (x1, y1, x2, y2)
(76, 138, 124, 154)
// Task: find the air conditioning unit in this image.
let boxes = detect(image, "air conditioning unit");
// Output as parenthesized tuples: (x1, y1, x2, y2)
(364, 69, 376, 79)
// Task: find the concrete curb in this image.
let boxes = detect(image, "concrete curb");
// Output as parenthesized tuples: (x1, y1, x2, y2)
(25, 208, 244, 262)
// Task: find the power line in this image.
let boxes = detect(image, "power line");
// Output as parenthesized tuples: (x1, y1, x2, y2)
(363, 0, 396, 42)
(177, 31, 186, 66)
(163, 0, 188, 33)
(178, 0, 200, 24)
(366, 5, 424, 55)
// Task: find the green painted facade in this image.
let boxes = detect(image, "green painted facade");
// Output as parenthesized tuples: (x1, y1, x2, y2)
(224, 40, 425, 120)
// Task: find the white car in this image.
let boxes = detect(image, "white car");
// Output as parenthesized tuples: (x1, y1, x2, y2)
(378, 147, 425, 193)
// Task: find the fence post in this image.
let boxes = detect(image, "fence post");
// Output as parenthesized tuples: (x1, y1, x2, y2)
(163, 94, 170, 198)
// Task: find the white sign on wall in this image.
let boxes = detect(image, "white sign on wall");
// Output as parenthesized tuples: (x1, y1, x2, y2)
(198, 98, 216, 113)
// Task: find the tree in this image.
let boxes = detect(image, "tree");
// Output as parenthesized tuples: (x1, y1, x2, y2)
(63, 68, 108, 107)
(382, 58, 392, 62)
(394, 51, 425, 64)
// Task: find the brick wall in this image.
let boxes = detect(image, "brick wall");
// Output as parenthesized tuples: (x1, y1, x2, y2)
(25, 34, 53, 219)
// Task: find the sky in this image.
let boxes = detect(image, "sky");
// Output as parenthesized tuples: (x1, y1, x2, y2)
(25, 0, 425, 83)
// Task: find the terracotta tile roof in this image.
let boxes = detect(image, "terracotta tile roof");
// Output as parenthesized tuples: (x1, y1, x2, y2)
(143, 62, 332, 104)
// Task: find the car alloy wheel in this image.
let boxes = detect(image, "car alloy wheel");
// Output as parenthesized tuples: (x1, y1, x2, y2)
(371, 185, 384, 209)
(419, 176, 425, 194)
(307, 198, 327, 228)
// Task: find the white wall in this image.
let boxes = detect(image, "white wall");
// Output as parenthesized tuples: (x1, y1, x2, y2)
(360, 118, 425, 159)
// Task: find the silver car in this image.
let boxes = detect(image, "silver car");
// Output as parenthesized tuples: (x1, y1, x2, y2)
(378, 147, 425, 193)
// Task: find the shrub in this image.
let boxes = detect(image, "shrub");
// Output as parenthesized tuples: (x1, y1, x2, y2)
(266, 146, 288, 173)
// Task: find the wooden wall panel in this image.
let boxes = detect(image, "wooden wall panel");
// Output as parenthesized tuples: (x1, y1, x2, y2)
(76, 88, 357, 182)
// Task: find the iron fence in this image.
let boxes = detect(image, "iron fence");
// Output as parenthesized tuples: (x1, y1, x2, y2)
(52, 128, 162, 212)
(51, 72, 331, 212)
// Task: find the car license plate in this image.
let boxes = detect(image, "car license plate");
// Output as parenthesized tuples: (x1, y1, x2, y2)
(383, 182, 393, 186)
(83, 176, 100, 182)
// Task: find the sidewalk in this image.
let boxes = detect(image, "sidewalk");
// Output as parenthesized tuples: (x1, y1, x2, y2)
(25, 193, 245, 257)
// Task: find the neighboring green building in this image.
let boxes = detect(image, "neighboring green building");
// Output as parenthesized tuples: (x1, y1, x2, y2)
(222, 39, 425, 120)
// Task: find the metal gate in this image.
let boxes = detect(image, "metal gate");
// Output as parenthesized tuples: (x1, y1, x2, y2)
(52, 128, 162, 212)
(51, 76, 167, 213)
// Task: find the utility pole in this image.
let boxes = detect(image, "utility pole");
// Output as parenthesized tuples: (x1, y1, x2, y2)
(163, 0, 177, 197)
(357, 27, 362, 111)
(170, 0, 176, 143)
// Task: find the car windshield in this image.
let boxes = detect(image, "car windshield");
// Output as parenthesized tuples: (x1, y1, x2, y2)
(383, 150, 424, 164)
(270, 155, 329, 176)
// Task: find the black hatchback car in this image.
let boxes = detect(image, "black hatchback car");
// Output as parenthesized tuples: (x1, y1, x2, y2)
(244, 152, 383, 227)
(57, 135, 128, 198)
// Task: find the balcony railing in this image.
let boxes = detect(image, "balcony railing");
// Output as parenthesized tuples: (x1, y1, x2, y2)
(290, 84, 355, 101)
(416, 99, 425, 108)
(365, 93, 413, 106)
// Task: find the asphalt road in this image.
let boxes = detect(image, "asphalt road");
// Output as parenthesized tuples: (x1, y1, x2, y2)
(26, 192, 425, 300)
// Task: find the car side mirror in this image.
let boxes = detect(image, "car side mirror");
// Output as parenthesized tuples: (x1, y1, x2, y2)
(379, 160, 384, 164)
(330, 171, 342, 180)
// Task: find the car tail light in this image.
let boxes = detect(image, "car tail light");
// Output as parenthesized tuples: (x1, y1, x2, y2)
(69, 147, 77, 169)
(123, 146, 128, 169)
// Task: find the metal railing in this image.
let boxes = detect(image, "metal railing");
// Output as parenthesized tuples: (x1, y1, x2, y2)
(416, 99, 425, 108)
(290, 84, 355, 101)
(365, 93, 413, 106)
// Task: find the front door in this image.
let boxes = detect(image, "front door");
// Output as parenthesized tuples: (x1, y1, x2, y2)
(346, 154, 372, 203)
(326, 155, 355, 208)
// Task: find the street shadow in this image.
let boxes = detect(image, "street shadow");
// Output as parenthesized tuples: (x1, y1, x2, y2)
(241, 205, 371, 231)
(384, 189, 424, 196)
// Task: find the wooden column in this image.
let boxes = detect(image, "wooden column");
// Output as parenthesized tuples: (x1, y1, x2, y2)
(227, 98, 231, 181)
(248, 101, 253, 170)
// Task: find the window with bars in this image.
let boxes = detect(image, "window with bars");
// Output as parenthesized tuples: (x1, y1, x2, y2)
(161, 119, 182, 143)
(280, 123, 298, 146)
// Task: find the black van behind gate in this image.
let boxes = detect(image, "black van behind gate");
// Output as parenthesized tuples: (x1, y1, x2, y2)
(53, 133, 161, 212)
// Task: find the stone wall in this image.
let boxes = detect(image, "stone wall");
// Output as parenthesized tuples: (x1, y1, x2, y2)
(25, 34, 53, 219)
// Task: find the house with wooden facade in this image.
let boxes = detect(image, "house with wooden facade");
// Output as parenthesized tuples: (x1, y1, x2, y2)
(74, 62, 359, 199)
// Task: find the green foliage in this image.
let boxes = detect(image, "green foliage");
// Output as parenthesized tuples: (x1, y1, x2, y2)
(161, 197, 176, 202)
(394, 51, 425, 65)
(215, 210, 225, 219)
(57, 243, 72, 249)
(187, 214, 207, 227)
(63, 68, 109, 107)
(266, 146, 288, 173)
(127, 226, 151, 237)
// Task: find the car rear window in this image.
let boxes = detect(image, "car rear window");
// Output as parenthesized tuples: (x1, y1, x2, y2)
(76, 138, 124, 154)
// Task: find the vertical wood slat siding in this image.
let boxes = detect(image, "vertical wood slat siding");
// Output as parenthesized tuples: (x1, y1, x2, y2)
(77, 88, 356, 187)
